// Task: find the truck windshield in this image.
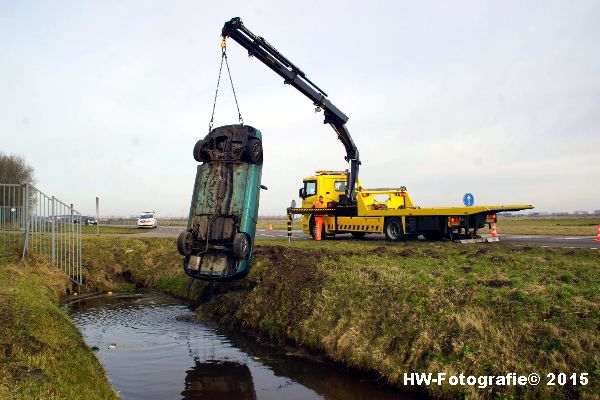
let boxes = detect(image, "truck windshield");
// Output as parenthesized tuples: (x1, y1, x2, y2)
(140, 214, 153, 219)
(304, 181, 317, 197)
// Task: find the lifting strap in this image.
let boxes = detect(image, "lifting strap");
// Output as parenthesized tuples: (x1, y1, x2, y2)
(208, 37, 244, 131)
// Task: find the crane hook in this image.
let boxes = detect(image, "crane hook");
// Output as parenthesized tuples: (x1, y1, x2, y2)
(221, 36, 227, 53)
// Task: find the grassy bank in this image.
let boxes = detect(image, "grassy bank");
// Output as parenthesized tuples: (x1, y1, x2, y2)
(81, 236, 193, 296)
(0, 256, 118, 400)
(81, 236, 599, 399)
(197, 241, 600, 399)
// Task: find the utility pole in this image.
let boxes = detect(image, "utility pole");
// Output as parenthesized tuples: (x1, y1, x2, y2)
(96, 196, 99, 236)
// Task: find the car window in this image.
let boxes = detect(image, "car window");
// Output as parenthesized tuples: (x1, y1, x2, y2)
(140, 214, 154, 219)
(304, 181, 317, 197)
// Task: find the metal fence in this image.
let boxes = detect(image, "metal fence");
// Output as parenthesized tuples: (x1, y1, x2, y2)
(0, 183, 82, 285)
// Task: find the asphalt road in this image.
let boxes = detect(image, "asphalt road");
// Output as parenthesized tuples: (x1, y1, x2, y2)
(121, 226, 600, 250)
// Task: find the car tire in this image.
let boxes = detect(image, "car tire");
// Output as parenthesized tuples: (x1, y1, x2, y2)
(384, 217, 404, 241)
(232, 232, 250, 260)
(193, 139, 210, 163)
(244, 138, 263, 165)
(177, 231, 193, 256)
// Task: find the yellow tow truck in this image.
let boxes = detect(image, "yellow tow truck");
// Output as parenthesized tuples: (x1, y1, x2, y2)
(221, 18, 533, 240)
(295, 171, 532, 240)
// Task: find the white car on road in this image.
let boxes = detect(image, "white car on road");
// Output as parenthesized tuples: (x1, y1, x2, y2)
(137, 212, 157, 229)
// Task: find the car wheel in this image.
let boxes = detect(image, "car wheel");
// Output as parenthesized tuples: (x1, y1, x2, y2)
(232, 233, 250, 260)
(193, 139, 210, 163)
(177, 231, 193, 256)
(384, 217, 404, 241)
(244, 138, 263, 165)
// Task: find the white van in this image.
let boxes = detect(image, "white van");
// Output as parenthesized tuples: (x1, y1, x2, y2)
(137, 211, 157, 229)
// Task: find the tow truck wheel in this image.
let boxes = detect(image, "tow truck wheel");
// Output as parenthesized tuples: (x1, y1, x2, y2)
(244, 138, 263, 165)
(193, 139, 210, 163)
(384, 217, 404, 241)
(233, 233, 250, 260)
(177, 231, 193, 256)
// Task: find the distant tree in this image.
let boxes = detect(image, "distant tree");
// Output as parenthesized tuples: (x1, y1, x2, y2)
(0, 152, 36, 209)
(0, 152, 35, 185)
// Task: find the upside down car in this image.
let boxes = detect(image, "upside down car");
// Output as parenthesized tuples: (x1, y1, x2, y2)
(177, 124, 264, 281)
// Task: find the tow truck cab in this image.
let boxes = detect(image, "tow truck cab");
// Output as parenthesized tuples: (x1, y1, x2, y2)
(298, 170, 362, 234)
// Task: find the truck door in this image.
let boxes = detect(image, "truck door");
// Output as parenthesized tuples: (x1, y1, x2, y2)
(302, 180, 318, 208)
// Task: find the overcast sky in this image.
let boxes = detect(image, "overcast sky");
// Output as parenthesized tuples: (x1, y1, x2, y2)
(1, 0, 599, 217)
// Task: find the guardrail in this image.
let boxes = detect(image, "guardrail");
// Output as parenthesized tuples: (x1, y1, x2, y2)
(0, 183, 82, 285)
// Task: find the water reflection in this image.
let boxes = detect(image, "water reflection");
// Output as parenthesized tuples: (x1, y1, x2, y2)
(66, 292, 409, 400)
(182, 361, 256, 400)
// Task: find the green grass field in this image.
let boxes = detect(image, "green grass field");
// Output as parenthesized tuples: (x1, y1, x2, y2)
(81, 226, 140, 235)
(480, 216, 599, 236)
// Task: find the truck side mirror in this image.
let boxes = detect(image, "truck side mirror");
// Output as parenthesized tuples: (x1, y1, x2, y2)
(260, 185, 268, 190)
(298, 188, 305, 198)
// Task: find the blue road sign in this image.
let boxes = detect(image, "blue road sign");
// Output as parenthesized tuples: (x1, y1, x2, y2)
(463, 193, 474, 207)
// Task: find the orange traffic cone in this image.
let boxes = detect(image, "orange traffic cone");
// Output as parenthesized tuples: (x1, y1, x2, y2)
(491, 223, 499, 238)
(268, 223, 273, 232)
(595, 224, 600, 242)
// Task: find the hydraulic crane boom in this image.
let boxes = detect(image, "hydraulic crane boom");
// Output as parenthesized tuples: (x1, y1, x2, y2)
(221, 17, 361, 203)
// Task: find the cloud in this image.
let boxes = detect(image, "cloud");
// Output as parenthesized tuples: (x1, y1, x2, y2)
(1, 0, 598, 215)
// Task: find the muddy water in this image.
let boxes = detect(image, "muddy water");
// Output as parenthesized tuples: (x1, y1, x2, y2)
(66, 292, 409, 400)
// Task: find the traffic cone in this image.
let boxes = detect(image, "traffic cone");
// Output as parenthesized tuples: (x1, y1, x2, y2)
(595, 224, 600, 242)
(268, 223, 273, 232)
(491, 223, 499, 238)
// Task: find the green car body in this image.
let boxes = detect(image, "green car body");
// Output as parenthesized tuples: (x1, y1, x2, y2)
(178, 125, 263, 281)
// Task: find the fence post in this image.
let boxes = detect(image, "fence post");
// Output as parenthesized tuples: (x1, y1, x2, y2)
(96, 196, 99, 236)
(51, 196, 56, 265)
(78, 211, 82, 285)
(21, 184, 29, 261)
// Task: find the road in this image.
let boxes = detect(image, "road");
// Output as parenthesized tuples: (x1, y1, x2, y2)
(118, 226, 599, 250)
